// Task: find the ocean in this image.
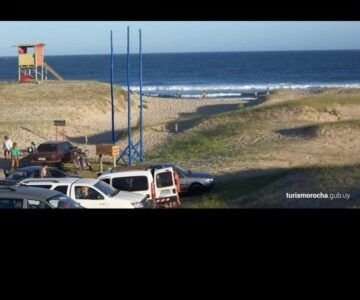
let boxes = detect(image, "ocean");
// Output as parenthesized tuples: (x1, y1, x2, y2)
(1, 50, 360, 99)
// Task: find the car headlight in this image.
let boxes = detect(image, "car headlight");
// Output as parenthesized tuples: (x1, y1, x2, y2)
(204, 178, 214, 183)
(131, 201, 144, 208)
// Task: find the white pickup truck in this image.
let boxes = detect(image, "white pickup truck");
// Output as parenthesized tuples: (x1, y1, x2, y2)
(19, 177, 148, 208)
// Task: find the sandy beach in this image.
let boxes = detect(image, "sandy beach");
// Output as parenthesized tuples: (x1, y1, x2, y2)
(75, 95, 247, 160)
(0, 81, 246, 174)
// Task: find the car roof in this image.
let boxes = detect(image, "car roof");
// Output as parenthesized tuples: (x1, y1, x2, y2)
(101, 170, 152, 177)
(111, 164, 154, 172)
(0, 185, 63, 199)
(151, 163, 174, 167)
(21, 177, 80, 184)
(74, 178, 100, 185)
(16, 166, 62, 172)
(20, 177, 99, 185)
(39, 141, 71, 145)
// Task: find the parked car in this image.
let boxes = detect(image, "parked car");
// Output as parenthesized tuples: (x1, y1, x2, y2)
(98, 165, 180, 207)
(5, 166, 80, 182)
(19, 177, 148, 209)
(28, 141, 82, 168)
(0, 185, 83, 209)
(151, 163, 215, 195)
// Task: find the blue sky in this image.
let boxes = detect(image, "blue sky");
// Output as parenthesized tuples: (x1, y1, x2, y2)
(1, 21, 360, 56)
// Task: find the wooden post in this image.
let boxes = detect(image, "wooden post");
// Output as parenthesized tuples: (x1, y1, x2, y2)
(113, 156, 116, 167)
(99, 154, 103, 173)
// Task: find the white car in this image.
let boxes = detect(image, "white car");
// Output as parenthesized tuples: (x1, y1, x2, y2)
(19, 177, 148, 209)
(98, 165, 180, 207)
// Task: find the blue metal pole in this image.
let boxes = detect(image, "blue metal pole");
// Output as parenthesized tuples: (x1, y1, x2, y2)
(110, 30, 115, 144)
(139, 29, 143, 161)
(127, 26, 132, 165)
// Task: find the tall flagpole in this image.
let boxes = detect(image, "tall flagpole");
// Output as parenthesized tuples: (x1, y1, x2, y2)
(127, 26, 132, 165)
(110, 30, 115, 144)
(139, 29, 143, 161)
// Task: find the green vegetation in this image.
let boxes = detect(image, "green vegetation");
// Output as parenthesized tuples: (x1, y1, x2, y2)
(260, 92, 360, 112)
(181, 170, 289, 208)
(147, 89, 360, 208)
(180, 163, 360, 208)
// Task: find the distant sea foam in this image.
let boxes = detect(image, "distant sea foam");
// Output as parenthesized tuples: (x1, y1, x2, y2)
(129, 82, 360, 99)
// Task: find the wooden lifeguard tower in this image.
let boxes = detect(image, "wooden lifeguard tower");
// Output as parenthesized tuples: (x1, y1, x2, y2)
(14, 43, 64, 82)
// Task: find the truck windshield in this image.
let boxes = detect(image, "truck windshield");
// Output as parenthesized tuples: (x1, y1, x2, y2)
(95, 180, 119, 196)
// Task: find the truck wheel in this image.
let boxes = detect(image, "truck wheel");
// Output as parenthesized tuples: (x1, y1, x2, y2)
(189, 183, 205, 196)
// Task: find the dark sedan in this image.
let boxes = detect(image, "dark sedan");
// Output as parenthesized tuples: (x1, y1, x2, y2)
(151, 163, 215, 195)
(28, 141, 81, 168)
(4, 166, 80, 182)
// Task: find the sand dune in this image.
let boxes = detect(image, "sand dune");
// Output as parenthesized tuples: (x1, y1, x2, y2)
(0, 81, 246, 170)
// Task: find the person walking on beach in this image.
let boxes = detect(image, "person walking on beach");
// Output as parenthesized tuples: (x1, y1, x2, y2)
(3, 135, 13, 159)
(40, 163, 48, 178)
(175, 90, 181, 99)
(201, 90, 207, 99)
(10, 142, 20, 170)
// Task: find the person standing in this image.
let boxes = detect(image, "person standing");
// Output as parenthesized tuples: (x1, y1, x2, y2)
(40, 163, 48, 178)
(30, 141, 37, 153)
(3, 136, 13, 159)
(10, 142, 20, 170)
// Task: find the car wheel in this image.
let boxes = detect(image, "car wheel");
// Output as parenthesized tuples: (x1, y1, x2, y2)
(189, 183, 205, 196)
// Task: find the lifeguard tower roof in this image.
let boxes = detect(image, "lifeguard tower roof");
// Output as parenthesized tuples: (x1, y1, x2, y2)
(12, 43, 45, 47)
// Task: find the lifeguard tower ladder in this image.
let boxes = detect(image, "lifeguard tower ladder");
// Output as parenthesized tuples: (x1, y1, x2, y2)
(15, 43, 64, 82)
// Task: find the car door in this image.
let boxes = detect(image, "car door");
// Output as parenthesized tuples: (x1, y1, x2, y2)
(0, 198, 24, 208)
(153, 168, 178, 199)
(72, 185, 107, 208)
(175, 169, 189, 192)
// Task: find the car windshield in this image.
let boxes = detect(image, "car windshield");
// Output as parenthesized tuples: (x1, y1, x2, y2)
(47, 194, 83, 208)
(8, 171, 26, 180)
(175, 166, 190, 175)
(94, 180, 119, 197)
(37, 144, 58, 152)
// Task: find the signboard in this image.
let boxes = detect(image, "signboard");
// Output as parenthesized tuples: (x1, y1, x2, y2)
(96, 144, 120, 156)
(54, 120, 66, 126)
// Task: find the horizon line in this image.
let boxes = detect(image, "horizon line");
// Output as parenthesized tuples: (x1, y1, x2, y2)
(1, 48, 360, 57)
